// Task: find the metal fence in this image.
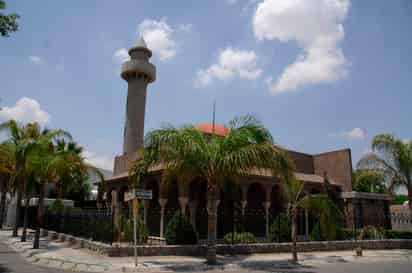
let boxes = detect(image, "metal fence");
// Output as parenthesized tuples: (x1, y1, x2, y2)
(43, 209, 114, 244)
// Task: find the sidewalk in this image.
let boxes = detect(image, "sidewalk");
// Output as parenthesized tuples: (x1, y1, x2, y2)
(1, 229, 411, 272)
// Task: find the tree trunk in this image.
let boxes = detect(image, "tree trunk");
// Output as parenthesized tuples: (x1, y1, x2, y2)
(12, 187, 22, 237)
(0, 180, 6, 229)
(21, 184, 29, 242)
(408, 184, 412, 214)
(206, 186, 218, 265)
(33, 183, 45, 249)
(291, 208, 298, 263)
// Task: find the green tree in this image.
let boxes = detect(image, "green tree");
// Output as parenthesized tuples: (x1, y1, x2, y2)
(0, 121, 40, 237)
(53, 139, 103, 203)
(357, 134, 412, 212)
(353, 169, 386, 193)
(0, 142, 14, 229)
(282, 176, 340, 263)
(130, 115, 294, 264)
(27, 129, 72, 249)
(0, 0, 19, 37)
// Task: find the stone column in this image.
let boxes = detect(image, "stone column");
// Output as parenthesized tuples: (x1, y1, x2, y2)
(189, 201, 198, 230)
(159, 198, 167, 238)
(178, 197, 189, 216)
(240, 184, 249, 216)
(111, 190, 120, 234)
(143, 200, 149, 226)
(263, 201, 271, 240)
(305, 209, 309, 240)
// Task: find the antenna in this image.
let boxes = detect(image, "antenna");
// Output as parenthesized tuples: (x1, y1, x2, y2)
(212, 100, 216, 133)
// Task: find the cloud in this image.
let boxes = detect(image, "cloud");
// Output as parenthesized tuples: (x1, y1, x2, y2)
(0, 97, 50, 126)
(138, 19, 177, 61)
(178, 23, 193, 33)
(253, 0, 350, 94)
(330, 128, 367, 140)
(194, 48, 262, 87)
(83, 150, 114, 171)
(28, 56, 43, 65)
(113, 48, 129, 64)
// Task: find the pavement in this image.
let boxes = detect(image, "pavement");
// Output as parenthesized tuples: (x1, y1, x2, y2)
(1, 228, 412, 273)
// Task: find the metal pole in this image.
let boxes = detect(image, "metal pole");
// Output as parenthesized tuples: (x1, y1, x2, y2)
(133, 198, 138, 267)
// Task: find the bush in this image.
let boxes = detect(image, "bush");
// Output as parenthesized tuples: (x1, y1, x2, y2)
(223, 232, 257, 244)
(311, 222, 322, 241)
(359, 226, 385, 240)
(49, 199, 65, 214)
(385, 230, 412, 239)
(269, 214, 291, 242)
(165, 212, 197, 245)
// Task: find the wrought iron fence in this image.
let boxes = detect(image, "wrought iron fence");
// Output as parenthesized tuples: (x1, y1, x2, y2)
(43, 209, 114, 244)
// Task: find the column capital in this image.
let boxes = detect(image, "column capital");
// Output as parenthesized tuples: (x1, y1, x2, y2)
(158, 198, 168, 208)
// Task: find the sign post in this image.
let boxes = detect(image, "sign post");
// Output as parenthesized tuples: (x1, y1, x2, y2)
(133, 197, 138, 267)
(125, 189, 152, 268)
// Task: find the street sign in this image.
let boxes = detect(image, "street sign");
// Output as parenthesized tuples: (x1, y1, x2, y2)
(135, 190, 152, 200)
(124, 189, 153, 202)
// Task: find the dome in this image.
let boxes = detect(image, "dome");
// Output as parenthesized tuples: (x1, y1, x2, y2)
(194, 123, 230, 137)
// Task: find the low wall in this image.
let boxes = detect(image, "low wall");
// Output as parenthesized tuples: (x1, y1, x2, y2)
(46, 230, 412, 257)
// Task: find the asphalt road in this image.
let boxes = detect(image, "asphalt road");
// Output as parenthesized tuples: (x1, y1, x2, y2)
(0, 242, 87, 273)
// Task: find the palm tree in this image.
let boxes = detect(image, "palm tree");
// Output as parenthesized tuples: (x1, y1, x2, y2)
(0, 142, 14, 229)
(53, 139, 104, 203)
(282, 176, 340, 263)
(0, 120, 37, 237)
(357, 134, 412, 212)
(130, 115, 294, 264)
(27, 129, 73, 249)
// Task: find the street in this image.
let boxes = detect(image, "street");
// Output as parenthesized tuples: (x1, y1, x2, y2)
(0, 242, 87, 273)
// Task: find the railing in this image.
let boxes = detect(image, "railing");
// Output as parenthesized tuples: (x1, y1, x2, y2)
(43, 209, 114, 244)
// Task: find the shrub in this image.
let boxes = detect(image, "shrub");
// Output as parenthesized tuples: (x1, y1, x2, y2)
(223, 232, 257, 244)
(359, 226, 385, 240)
(49, 199, 65, 214)
(165, 212, 197, 245)
(385, 230, 412, 239)
(311, 222, 322, 241)
(269, 214, 291, 242)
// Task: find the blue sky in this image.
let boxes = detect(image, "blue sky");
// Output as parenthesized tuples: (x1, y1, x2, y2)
(1, 0, 411, 171)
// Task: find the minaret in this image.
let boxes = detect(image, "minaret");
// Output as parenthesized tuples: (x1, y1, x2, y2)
(120, 37, 156, 156)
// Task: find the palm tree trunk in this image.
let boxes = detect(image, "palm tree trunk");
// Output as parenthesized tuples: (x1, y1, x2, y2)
(21, 185, 29, 242)
(206, 187, 218, 265)
(0, 180, 6, 229)
(12, 187, 22, 237)
(408, 184, 412, 214)
(291, 208, 298, 263)
(33, 182, 45, 249)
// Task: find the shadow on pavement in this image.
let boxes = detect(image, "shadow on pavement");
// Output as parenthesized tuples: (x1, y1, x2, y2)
(0, 264, 11, 273)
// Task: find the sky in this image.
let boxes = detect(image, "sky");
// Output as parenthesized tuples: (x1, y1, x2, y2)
(1, 0, 412, 172)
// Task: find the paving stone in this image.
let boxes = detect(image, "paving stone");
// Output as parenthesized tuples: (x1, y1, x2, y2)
(48, 260, 64, 268)
(75, 263, 89, 271)
(62, 262, 76, 270)
(88, 265, 106, 272)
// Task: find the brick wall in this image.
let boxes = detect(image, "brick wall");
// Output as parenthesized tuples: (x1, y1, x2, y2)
(313, 149, 353, 191)
(287, 150, 314, 174)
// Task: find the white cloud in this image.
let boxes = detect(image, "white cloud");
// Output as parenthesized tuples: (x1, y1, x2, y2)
(83, 150, 114, 171)
(113, 48, 129, 64)
(138, 19, 176, 61)
(253, 0, 350, 94)
(28, 56, 43, 65)
(0, 97, 50, 126)
(178, 23, 193, 33)
(194, 48, 262, 87)
(330, 128, 367, 140)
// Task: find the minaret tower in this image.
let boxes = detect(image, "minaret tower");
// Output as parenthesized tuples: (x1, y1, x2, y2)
(114, 37, 156, 175)
(121, 37, 156, 156)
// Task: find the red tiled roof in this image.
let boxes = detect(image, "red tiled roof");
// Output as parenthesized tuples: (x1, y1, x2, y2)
(194, 123, 230, 136)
